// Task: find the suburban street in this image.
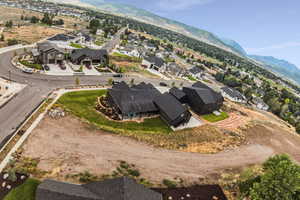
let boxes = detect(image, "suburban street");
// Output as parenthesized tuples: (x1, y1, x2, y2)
(0, 48, 186, 147)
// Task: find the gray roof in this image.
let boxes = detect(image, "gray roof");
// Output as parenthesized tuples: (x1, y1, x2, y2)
(36, 180, 101, 200)
(108, 82, 161, 115)
(169, 87, 186, 101)
(84, 177, 162, 200)
(189, 66, 202, 74)
(37, 41, 65, 53)
(154, 93, 189, 122)
(36, 177, 162, 200)
(70, 48, 108, 61)
(221, 87, 245, 100)
(145, 56, 165, 67)
(48, 33, 76, 41)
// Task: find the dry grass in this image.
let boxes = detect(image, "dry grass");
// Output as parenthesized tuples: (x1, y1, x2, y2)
(3, 25, 66, 44)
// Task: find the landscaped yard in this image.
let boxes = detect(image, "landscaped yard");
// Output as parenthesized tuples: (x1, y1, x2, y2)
(4, 179, 40, 200)
(57, 90, 172, 135)
(70, 42, 84, 49)
(187, 75, 197, 81)
(202, 112, 229, 122)
(19, 60, 43, 70)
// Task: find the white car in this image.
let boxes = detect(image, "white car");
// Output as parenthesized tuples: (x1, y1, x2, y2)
(22, 68, 34, 74)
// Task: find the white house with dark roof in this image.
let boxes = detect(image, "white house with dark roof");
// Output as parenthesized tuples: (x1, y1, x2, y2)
(251, 97, 269, 111)
(221, 87, 246, 103)
(142, 56, 166, 72)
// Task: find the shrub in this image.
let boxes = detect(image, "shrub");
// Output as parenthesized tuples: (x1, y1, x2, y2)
(162, 179, 177, 188)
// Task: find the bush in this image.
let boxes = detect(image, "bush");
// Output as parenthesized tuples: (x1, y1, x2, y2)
(7, 39, 18, 46)
(162, 179, 177, 188)
(241, 154, 300, 200)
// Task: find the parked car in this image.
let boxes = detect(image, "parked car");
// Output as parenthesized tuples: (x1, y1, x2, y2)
(43, 65, 50, 71)
(113, 74, 123, 78)
(22, 68, 34, 74)
(112, 80, 121, 85)
(59, 63, 66, 70)
(159, 82, 168, 87)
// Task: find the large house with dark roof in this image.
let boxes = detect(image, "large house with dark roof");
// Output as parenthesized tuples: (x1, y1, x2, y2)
(154, 93, 191, 127)
(107, 82, 161, 120)
(36, 177, 162, 200)
(183, 82, 224, 115)
(35, 41, 66, 64)
(70, 48, 108, 66)
(142, 56, 166, 72)
(48, 33, 76, 42)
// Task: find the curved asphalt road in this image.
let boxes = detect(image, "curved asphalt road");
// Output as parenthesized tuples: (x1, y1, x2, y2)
(0, 48, 186, 147)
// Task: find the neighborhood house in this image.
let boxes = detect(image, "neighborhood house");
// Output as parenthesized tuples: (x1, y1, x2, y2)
(142, 56, 166, 72)
(36, 177, 162, 200)
(221, 86, 246, 103)
(107, 82, 161, 120)
(183, 82, 224, 115)
(70, 48, 108, 66)
(154, 92, 191, 127)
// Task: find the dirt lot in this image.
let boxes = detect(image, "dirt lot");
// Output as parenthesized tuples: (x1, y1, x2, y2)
(20, 114, 274, 184)
(2, 25, 66, 45)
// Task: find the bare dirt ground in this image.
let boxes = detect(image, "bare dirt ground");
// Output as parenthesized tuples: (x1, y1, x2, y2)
(3, 25, 66, 44)
(21, 115, 274, 184)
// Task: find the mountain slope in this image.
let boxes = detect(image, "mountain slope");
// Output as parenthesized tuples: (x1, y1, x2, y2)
(50, 0, 241, 55)
(220, 38, 247, 56)
(249, 55, 300, 84)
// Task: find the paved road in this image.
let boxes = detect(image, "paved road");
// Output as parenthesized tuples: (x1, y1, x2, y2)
(0, 48, 187, 147)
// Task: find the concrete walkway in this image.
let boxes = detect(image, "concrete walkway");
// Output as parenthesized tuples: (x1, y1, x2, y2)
(0, 87, 107, 172)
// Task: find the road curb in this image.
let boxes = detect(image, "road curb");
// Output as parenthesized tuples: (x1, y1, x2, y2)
(0, 87, 107, 172)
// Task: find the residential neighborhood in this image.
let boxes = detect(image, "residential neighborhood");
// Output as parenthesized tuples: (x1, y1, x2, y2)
(0, 1, 299, 200)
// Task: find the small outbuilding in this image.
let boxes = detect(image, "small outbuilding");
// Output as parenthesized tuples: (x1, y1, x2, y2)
(154, 93, 191, 127)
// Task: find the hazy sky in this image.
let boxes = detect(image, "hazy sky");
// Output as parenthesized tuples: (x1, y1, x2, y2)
(105, 0, 300, 67)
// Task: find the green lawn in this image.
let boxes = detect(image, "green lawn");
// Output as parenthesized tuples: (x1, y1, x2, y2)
(111, 52, 141, 63)
(4, 179, 41, 200)
(202, 112, 229, 122)
(70, 42, 84, 49)
(57, 90, 172, 135)
(19, 60, 42, 70)
(187, 75, 197, 81)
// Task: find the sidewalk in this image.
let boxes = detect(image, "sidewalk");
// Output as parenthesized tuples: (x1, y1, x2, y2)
(0, 78, 26, 108)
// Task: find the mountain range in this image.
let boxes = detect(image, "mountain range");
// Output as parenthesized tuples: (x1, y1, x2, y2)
(51, 0, 300, 85)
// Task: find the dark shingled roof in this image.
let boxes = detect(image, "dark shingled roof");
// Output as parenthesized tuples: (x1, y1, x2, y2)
(153, 185, 228, 200)
(145, 56, 165, 67)
(36, 180, 101, 200)
(108, 82, 161, 115)
(154, 93, 189, 122)
(221, 87, 245, 100)
(36, 177, 163, 200)
(71, 48, 108, 61)
(37, 41, 64, 53)
(189, 66, 202, 74)
(169, 87, 186, 101)
(192, 81, 211, 90)
(83, 177, 162, 200)
(48, 33, 76, 41)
